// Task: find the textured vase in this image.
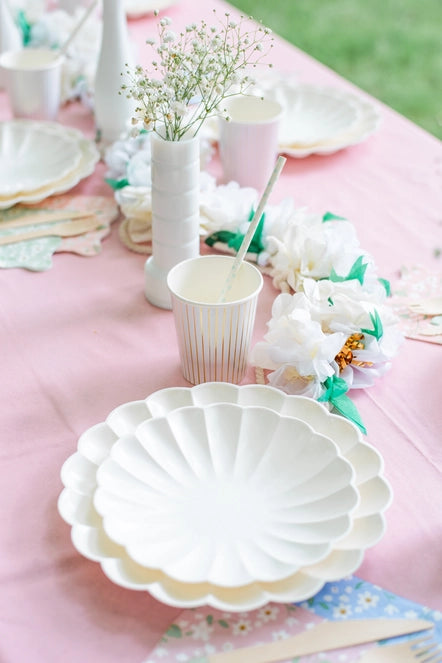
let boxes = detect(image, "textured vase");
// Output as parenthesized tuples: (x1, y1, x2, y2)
(0, 0, 22, 89)
(144, 131, 200, 310)
(94, 0, 135, 144)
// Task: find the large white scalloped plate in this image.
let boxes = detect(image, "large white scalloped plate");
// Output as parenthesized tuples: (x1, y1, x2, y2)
(58, 383, 392, 611)
(0, 120, 83, 196)
(94, 403, 358, 586)
(0, 125, 99, 209)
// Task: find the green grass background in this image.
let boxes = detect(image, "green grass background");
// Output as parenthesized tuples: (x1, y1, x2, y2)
(232, 0, 442, 139)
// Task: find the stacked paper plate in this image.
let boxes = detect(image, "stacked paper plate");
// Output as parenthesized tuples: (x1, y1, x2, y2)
(261, 82, 382, 157)
(58, 383, 392, 611)
(0, 120, 99, 209)
(203, 81, 381, 159)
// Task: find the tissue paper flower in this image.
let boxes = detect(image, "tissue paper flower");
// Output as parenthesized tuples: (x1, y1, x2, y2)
(251, 279, 403, 433)
(261, 210, 386, 298)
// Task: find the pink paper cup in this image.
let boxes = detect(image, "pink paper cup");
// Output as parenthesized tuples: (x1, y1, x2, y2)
(167, 255, 263, 384)
(218, 95, 283, 191)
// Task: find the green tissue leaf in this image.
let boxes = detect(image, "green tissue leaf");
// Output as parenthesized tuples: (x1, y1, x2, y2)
(378, 277, 391, 296)
(105, 177, 129, 190)
(227, 210, 266, 254)
(205, 230, 237, 247)
(361, 310, 384, 340)
(330, 255, 368, 286)
(322, 211, 347, 222)
(319, 376, 367, 434)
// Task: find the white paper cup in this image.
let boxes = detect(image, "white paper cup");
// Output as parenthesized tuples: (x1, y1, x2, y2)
(167, 255, 263, 384)
(218, 95, 283, 191)
(0, 48, 64, 121)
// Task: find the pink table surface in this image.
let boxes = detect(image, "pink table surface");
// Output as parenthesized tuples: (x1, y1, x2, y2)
(1, 1, 441, 662)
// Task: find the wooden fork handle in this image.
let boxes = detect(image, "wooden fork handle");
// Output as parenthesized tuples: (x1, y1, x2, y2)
(0, 217, 102, 245)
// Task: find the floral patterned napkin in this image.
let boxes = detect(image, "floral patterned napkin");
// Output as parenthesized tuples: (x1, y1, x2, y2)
(0, 195, 119, 271)
(390, 265, 442, 344)
(142, 576, 442, 663)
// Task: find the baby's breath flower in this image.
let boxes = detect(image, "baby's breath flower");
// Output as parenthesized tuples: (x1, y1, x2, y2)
(124, 10, 273, 141)
(162, 30, 176, 43)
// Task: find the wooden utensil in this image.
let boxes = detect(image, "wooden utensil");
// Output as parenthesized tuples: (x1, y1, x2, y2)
(358, 634, 442, 662)
(207, 619, 434, 663)
(0, 210, 97, 231)
(0, 217, 103, 245)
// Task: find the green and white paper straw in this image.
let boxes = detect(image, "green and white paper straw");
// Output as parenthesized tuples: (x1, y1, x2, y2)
(217, 155, 287, 303)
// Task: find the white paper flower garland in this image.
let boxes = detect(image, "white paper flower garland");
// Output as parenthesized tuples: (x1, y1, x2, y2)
(103, 132, 403, 433)
(204, 200, 403, 433)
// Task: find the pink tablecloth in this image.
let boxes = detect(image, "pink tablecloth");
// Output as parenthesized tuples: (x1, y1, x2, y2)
(1, 1, 441, 662)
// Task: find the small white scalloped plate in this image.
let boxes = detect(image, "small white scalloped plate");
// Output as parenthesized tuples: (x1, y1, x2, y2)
(58, 383, 392, 611)
(203, 82, 381, 159)
(0, 120, 83, 196)
(252, 80, 381, 156)
(281, 95, 381, 158)
(270, 84, 360, 147)
(0, 126, 99, 209)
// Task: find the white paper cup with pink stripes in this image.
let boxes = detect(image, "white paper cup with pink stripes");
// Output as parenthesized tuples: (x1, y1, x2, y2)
(167, 255, 263, 384)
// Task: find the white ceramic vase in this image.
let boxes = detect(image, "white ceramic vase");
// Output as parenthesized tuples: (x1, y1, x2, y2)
(144, 131, 201, 310)
(94, 0, 135, 145)
(0, 0, 22, 89)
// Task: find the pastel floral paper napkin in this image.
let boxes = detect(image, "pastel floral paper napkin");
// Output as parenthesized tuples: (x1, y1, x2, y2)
(142, 576, 442, 663)
(390, 265, 442, 344)
(0, 195, 119, 271)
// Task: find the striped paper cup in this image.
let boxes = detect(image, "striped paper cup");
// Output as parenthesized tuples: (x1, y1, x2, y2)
(167, 255, 263, 384)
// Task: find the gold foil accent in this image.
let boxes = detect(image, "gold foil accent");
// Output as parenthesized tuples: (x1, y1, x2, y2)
(335, 333, 373, 372)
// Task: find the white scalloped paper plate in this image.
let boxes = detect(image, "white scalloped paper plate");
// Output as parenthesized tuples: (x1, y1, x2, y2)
(272, 84, 360, 147)
(0, 123, 99, 209)
(58, 383, 393, 611)
(272, 85, 381, 157)
(0, 120, 83, 196)
(94, 403, 358, 587)
(203, 83, 381, 159)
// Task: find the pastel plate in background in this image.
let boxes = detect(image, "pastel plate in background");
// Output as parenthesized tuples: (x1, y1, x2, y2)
(267, 83, 360, 147)
(280, 94, 382, 157)
(0, 126, 100, 209)
(0, 120, 82, 196)
(253, 81, 381, 157)
(202, 81, 381, 158)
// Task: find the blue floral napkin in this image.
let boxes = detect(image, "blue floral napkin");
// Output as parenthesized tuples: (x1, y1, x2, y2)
(142, 575, 441, 663)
